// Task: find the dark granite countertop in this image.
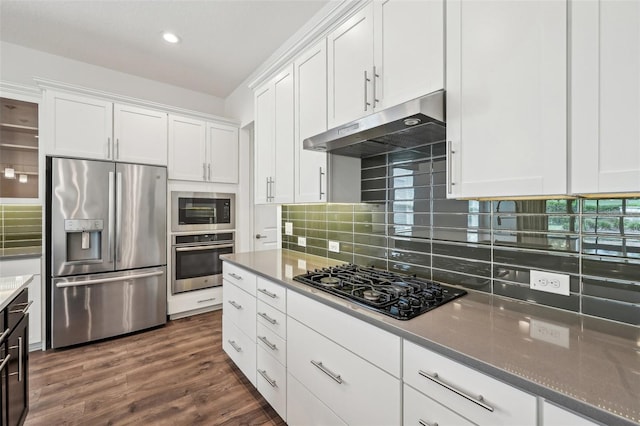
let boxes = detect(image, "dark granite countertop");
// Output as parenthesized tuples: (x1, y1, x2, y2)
(221, 249, 640, 426)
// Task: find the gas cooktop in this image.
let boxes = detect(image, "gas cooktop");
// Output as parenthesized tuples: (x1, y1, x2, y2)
(293, 264, 466, 320)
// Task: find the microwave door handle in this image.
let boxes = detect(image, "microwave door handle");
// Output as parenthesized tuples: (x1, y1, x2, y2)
(175, 244, 234, 252)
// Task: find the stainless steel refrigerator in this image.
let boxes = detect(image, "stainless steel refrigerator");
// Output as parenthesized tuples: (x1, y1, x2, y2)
(46, 157, 167, 349)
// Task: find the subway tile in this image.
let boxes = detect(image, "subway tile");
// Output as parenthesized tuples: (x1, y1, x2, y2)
(361, 155, 387, 169)
(389, 237, 431, 253)
(361, 190, 387, 203)
(327, 212, 354, 222)
(582, 236, 640, 259)
(389, 224, 431, 239)
(432, 255, 492, 278)
(387, 146, 432, 164)
(327, 231, 353, 243)
(353, 244, 387, 259)
(493, 231, 579, 253)
(306, 211, 327, 221)
(305, 228, 327, 240)
(307, 246, 328, 258)
(306, 237, 327, 249)
(355, 211, 386, 224)
(361, 166, 387, 180)
(288, 205, 305, 213)
(327, 204, 354, 213)
(306, 220, 327, 231)
(289, 211, 305, 220)
(390, 261, 431, 279)
(389, 173, 430, 188)
(354, 203, 385, 213)
(494, 281, 580, 312)
(432, 141, 446, 157)
(433, 213, 491, 229)
(582, 277, 640, 304)
(353, 233, 387, 247)
(306, 204, 327, 212)
(354, 255, 387, 270)
(361, 178, 386, 191)
(432, 269, 491, 292)
(328, 251, 354, 263)
(327, 221, 354, 233)
(289, 244, 306, 254)
(582, 296, 640, 326)
(389, 212, 430, 227)
(433, 199, 477, 214)
(582, 256, 640, 282)
(493, 215, 578, 233)
(354, 222, 385, 234)
(432, 242, 490, 262)
(493, 248, 579, 274)
(432, 227, 492, 244)
(390, 199, 430, 213)
(389, 249, 431, 268)
(390, 186, 430, 202)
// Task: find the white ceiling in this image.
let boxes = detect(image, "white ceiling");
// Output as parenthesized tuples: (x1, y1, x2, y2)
(0, 0, 329, 99)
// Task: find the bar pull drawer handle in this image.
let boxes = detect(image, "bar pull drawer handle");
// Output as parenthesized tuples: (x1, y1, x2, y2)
(311, 360, 343, 384)
(197, 298, 215, 304)
(257, 288, 277, 299)
(9, 300, 33, 315)
(258, 369, 277, 388)
(228, 340, 242, 352)
(258, 312, 277, 325)
(258, 335, 277, 351)
(228, 300, 242, 310)
(8, 337, 23, 382)
(0, 328, 9, 346)
(419, 420, 438, 426)
(228, 272, 243, 280)
(0, 354, 11, 372)
(418, 370, 494, 412)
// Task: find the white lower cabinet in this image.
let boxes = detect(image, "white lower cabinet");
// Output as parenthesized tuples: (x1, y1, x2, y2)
(256, 322, 286, 366)
(223, 279, 257, 337)
(542, 401, 599, 426)
(404, 384, 474, 426)
(403, 340, 536, 425)
(287, 316, 401, 426)
(287, 372, 347, 426)
(167, 286, 221, 318)
(256, 345, 287, 420)
(222, 318, 256, 386)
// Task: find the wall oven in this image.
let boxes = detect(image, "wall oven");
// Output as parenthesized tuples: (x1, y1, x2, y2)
(171, 192, 235, 232)
(171, 232, 234, 294)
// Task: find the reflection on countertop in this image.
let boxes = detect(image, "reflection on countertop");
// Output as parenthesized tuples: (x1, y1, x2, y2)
(221, 249, 640, 426)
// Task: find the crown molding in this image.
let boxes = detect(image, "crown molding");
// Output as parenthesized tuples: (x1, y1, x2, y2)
(0, 81, 42, 103)
(33, 77, 240, 126)
(247, 0, 368, 90)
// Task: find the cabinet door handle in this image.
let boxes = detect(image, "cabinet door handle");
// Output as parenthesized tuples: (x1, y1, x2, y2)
(372, 66, 380, 107)
(228, 300, 242, 310)
(228, 272, 243, 281)
(364, 70, 371, 111)
(258, 335, 277, 351)
(419, 420, 438, 426)
(9, 300, 33, 315)
(418, 370, 494, 412)
(203, 163, 207, 180)
(319, 167, 325, 200)
(447, 140, 455, 195)
(258, 312, 277, 325)
(208, 163, 211, 181)
(311, 360, 343, 384)
(107, 137, 112, 159)
(258, 369, 277, 388)
(115, 138, 120, 160)
(269, 177, 275, 201)
(0, 354, 11, 372)
(228, 340, 242, 352)
(257, 288, 277, 299)
(9, 337, 23, 382)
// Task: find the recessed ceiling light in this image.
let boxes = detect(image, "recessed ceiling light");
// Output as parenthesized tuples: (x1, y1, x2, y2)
(162, 32, 180, 44)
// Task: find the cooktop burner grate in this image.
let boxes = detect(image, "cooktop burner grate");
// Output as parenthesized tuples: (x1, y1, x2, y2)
(293, 264, 466, 320)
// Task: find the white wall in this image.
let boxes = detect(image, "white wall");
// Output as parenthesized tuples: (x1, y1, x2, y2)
(0, 41, 225, 115)
(224, 82, 254, 127)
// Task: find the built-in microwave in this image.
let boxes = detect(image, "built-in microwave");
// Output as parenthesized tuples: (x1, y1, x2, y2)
(171, 192, 235, 232)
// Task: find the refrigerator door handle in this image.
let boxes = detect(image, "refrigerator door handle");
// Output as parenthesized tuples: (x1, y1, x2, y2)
(108, 171, 115, 263)
(55, 270, 165, 288)
(116, 171, 122, 263)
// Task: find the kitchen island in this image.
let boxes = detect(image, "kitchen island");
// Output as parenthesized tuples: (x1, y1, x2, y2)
(222, 249, 639, 426)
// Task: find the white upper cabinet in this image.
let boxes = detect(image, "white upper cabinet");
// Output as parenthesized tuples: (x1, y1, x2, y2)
(168, 115, 238, 183)
(45, 91, 168, 165)
(328, 0, 444, 129)
(113, 103, 168, 165)
(45, 91, 113, 160)
(295, 39, 328, 203)
(446, 0, 567, 199)
(254, 65, 294, 204)
(571, 0, 640, 195)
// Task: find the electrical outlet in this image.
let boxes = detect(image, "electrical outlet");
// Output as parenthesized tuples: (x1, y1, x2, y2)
(530, 270, 570, 296)
(328, 240, 340, 253)
(297, 236, 306, 247)
(285, 222, 293, 236)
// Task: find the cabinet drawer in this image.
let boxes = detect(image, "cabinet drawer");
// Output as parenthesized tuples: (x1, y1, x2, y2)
(222, 318, 256, 387)
(256, 276, 286, 312)
(257, 322, 286, 366)
(256, 346, 287, 421)
(167, 286, 222, 316)
(256, 300, 286, 339)
(404, 384, 475, 426)
(222, 282, 256, 339)
(288, 317, 401, 426)
(287, 372, 347, 426)
(404, 340, 536, 425)
(223, 262, 257, 295)
(6, 289, 29, 332)
(287, 290, 400, 376)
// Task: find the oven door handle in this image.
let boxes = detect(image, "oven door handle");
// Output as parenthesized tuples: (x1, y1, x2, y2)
(175, 244, 234, 252)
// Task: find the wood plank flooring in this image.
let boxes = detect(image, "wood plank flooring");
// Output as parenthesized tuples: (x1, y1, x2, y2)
(25, 310, 286, 425)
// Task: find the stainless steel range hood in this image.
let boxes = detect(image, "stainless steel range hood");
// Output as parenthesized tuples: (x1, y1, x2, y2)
(304, 89, 445, 158)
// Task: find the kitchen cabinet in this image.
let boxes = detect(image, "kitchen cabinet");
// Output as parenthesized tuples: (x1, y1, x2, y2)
(287, 372, 346, 426)
(327, 0, 443, 128)
(254, 64, 294, 204)
(446, 0, 567, 198)
(44, 90, 168, 165)
(570, 0, 640, 195)
(294, 39, 328, 203)
(166, 286, 222, 319)
(542, 400, 599, 426)
(1, 288, 30, 426)
(168, 115, 239, 183)
(403, 384, 475, 426)
(403, 339, 537, 425)
(0, 258, 42, 348)
(222, 263, 257, 385)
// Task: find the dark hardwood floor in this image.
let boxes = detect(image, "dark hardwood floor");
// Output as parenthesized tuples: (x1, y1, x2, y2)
(25, 310, 286, 425)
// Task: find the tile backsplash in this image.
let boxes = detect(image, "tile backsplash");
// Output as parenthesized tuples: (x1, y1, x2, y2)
(282, 141, 640, 326)
(0, 204, 42, 257)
